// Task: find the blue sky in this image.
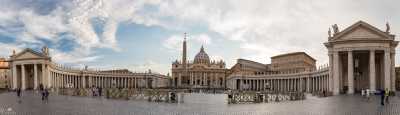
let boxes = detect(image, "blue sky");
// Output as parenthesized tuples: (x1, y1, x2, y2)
(0, 0, 400, 74)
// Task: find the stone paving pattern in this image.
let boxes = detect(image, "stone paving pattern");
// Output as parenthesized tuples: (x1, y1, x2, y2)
(1, 91, 400, 115)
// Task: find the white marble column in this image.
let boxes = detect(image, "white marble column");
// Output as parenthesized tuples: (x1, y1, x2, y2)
(333, 51, 340, 95)
(307, 78, 310, 92)
(369, 50, 376, 91)
(21, 64, 26, 90)
(391, 52, 396, 91)
(12, 64, 17, 89)
(384, 50, 391, 89)
(347, 51, 354, 94)
(33, 64, 38, 90)
(46, 65, 51, 88)
(83, 76, 86, 88)
(328, 53, 333, 92)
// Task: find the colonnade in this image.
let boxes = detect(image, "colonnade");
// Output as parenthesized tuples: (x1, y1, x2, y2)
(49, 70, 157, 89)
(236, 74, 329, 93)
(227, 67, 330, 93)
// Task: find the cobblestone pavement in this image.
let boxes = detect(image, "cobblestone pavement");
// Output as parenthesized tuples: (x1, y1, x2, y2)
(1, 91, 400, 115)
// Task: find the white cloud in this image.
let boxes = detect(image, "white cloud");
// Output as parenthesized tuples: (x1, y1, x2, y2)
(127, 60, 169, 74)
(50, 48, 102, 64)
(0, 43, 24, 58)
(163, 33, 213, 52)
(153, 0, 400, 66)
(0, 0, 166, 64)
(193, 34, 212, 45)
(163, 34, 182, 52)
(1, 0, 400, 69)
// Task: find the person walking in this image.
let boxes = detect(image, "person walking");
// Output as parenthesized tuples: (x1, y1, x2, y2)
(361, 89, 365, 98)
(44, 88, 49, 101)
(385, 88, 389, 104)
(365, 89, 370, 102)
(16, 88, 21, 98)
(16, 88, 22, 103)
(41, 89, 45, 101)
(98, 87, 102, 97)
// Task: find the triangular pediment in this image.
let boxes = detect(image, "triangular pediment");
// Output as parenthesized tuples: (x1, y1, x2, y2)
(12, 48, 48, 60)
(331, 21, 393, 41)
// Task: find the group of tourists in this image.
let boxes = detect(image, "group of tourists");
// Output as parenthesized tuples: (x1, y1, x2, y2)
(361, 88, 392, 106)
(361, 88, 372, 101)
(39, 84, 50, 101)
(91, 86, 103, 97)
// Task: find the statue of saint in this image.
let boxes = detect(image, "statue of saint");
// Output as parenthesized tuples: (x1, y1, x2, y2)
(42, 46, 49, 56)
(328, 28, 332, 37)
(386, 22, 390, 33)
(332, 24, 339, 34)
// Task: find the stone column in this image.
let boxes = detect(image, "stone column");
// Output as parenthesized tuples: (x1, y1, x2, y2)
(33, 64, 38, 90)
(391, 52, 396, 91)
(306, 77, 310, 92)
(333, 51, 340, 95)
(384, 50, 391, 89)
(347, 51, 354, 94)
(21, 64, 26, 90)
(12, 64, 17, 89)
(369, 50, 376, 91)
(83, 76, 86, 88)
(328, 53, 333, 92)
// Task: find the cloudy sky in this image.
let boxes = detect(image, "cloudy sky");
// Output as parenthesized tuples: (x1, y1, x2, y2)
(0, 0, 399, 74)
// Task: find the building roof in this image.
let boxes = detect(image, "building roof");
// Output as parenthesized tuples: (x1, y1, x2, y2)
(0, 58, 9, 69)
(271, 52, 316, 61)
(194, 45, 210, 64)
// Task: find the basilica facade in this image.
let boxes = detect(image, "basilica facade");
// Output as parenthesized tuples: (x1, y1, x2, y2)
(171, 34, 229, 89)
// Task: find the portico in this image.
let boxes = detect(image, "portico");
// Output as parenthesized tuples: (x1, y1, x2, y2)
(10, 48, 50, 90)
(325, 21, 398, 95)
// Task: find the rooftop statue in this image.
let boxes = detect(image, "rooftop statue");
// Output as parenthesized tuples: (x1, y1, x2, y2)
(386, 22, 390, 33)
(332, 24, 339, 34)
(328, 27, 332, 38)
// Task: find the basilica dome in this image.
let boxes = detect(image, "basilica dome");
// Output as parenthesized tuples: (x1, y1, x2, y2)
(194, 46, 210, 64)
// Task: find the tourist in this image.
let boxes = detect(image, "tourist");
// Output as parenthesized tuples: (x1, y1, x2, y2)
(92, 86, 96, 97)
(385, 88, 389, 104)
(41, 89, 45, 100)
(365, 89, 370, 101)
(99, 87, 102, 97)
(39, 84, 43, 91)
(16, 88, 21, 98)
(361, 89, 365, 98)
(16, 88, 22, 103)
(380, 89, 385, 106)
(44, 88, 49, 101)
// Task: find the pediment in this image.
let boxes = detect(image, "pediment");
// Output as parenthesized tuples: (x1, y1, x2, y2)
(331, 21, 393, 41)
(12, 48, 48, 60)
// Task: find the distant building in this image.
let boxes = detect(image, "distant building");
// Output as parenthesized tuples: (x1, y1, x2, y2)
(0, 58, 10, 88)
(172, 34, 229, 89)
(270, 52, 316, 73)
(230, 59, 269, 75)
